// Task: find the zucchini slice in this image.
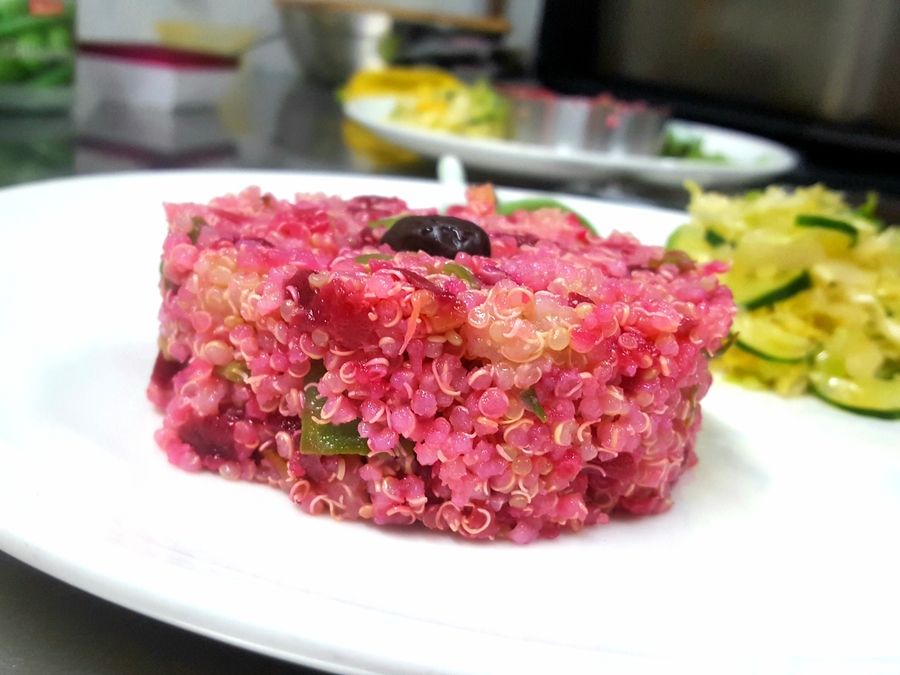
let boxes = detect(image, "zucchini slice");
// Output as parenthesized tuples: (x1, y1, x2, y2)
(666, 224, 733, 264)
(808, 353, 900, 419)
(733, 313, 817, 363)
(704, 228, 729, 247)
(666, 224, 701, 251)
(795, 214, 858, 246)
(728, 269, 812, 311)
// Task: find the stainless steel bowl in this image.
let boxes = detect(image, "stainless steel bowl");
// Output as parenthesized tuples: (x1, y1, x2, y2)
(501, 86, 668, 155)
(277, 0, 510, 85)
(278, 2, 393, 84)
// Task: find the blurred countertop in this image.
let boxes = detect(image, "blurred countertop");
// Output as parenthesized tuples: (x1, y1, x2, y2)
(4, 68, 900, 213)
(1, 68, 899, 675)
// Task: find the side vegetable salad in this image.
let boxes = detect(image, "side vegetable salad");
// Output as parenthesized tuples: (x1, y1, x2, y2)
(667, 183, 900, 418)
(341, 67, 509, 139)
(388, 78, 510, 139)
(343, 67, 731, 162)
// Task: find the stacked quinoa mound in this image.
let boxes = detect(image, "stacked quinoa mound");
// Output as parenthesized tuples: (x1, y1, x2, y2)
(149, 184, 735, 543)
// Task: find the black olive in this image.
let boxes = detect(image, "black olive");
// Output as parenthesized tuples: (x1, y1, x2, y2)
(380, 215, 491, 258)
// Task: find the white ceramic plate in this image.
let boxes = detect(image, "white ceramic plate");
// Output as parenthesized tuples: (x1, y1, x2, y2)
(0, 171, 898, 675)
(344, 96, 800, 187)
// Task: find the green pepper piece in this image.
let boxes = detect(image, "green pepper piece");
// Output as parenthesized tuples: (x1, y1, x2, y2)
(300, 378, 369, 456)
(521, 388, 548, 423)
(355, 253, 392, 265)
(368, 214, 405, 229)
(188, 216, 206, 244)
(442, 261, 477, 287)
(706, 331, 738, 359)
(497, 198, 593, 230)
(648, 249, 695, 273)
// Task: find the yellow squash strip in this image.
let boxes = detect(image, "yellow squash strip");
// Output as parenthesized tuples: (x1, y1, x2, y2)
(668, 183, 900, 418)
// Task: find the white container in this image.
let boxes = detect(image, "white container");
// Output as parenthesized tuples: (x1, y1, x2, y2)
(76, 43, 238, 111)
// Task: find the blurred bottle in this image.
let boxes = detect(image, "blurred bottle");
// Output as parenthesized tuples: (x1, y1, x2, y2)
(0, 0, 75, 112)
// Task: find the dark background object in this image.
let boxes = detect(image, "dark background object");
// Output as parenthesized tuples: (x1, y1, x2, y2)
(535, 0, 900, 197)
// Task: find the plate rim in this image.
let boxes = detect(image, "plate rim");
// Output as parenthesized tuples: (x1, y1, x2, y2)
(343, 94, 800, 182)
(0, 169, 896, 675)
(0, 170, 692, 675)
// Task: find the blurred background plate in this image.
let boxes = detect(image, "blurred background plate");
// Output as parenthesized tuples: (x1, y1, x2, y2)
(344, 94, 799, 186)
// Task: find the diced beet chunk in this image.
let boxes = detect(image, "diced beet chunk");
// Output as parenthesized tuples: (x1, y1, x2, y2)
(268, 413, 302, 436)
(178, 408, 244, 462)
(284, 270, 377, 350)
(151, 351, 185, 388)
(603, 452, 637, 481)
(567, 292, 592, 307)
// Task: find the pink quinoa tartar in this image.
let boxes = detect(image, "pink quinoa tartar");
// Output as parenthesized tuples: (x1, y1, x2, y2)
(148, 184, 735, 543)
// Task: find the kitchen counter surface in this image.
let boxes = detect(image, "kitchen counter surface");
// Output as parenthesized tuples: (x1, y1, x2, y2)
(1, 68, 898, 675)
